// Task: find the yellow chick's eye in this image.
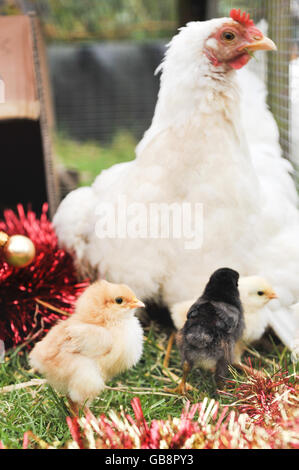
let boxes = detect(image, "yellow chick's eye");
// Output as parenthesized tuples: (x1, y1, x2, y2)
(257, 291, 264, 296)
(222, 31, 236, 42)
(115, 297, 123, 304)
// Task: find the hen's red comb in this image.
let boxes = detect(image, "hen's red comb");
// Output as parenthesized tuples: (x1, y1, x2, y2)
(230, 8, 255, 27)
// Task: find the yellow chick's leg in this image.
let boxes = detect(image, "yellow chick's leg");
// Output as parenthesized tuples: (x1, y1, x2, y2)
(163, 331, 176, 369)
(233, 340, 244, 364)
(164, 361, 192, 396)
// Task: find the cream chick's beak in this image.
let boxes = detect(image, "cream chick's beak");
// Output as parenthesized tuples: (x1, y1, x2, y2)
(129, 297, 145, 309)
(239, 35, 277, 53)
(266, 291, 278, 300)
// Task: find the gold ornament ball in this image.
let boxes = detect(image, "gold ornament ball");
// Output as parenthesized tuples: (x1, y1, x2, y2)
(4, 235, 36, 268)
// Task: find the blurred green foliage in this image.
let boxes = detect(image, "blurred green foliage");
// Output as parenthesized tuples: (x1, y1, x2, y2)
(55, 131, 137, 186)
(28, 0, 178, 41)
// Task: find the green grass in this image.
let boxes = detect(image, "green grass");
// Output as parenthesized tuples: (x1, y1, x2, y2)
(0, 325, 297, 449)
(55, 131, 137, 186)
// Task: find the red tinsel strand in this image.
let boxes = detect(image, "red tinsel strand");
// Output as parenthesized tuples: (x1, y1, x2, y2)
(66, 416, 85, 449)
(22, 432, 29, 450)
(170, 402, 200, 448)
(0, 204, 89, 348)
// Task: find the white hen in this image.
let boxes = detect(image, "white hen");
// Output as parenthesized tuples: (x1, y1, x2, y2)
(54, 11, 299, 352)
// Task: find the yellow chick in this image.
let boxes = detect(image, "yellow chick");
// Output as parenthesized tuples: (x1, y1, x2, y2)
(168, 276, 277, 368)
(235, 276, 277, 361)
(29, 280, 145, 410)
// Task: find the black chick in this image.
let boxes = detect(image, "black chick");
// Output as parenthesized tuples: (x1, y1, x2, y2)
(173, 268, 244, 394)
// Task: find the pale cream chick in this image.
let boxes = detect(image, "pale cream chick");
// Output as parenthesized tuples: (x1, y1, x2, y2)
(170, 276, 277, 366)
(29, 280, 144, 408)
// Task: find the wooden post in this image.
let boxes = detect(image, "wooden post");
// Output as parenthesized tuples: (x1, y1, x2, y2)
(0, 14, 58, 218)
(178, 0, 208, 27)
(267, 0, 291, 160)
(29, 13, 58, 217)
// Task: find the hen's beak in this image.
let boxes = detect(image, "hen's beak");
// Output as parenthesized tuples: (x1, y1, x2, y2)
(130, 297, 145, 309)
(267, 291, 278, 300)
(240, 35, 277, 52)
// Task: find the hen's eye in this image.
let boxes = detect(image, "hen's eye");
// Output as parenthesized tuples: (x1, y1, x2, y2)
(115, 297, 123, 304)
(257, 291, 264, 296)
(222, 31, 236, 42)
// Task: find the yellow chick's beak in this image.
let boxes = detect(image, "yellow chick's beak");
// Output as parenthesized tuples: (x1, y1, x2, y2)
(239, 35, 277, 53)
(130, 297, 145, 309)
(267, 291, 278, 300)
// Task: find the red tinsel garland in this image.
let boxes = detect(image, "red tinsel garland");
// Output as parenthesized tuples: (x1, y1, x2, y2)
(0, 204, 89, 348)
(221, 360, 297, 425)
(64, 371, 299, 449)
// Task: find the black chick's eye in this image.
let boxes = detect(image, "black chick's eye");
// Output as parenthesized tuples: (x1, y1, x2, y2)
(257, 291, 264, 296)
(115, 297, 123, 304)
(222, 31, 236, 42)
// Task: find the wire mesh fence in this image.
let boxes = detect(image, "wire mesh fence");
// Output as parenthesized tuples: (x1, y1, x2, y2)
(47, 41, 165, 143)
(209, 0, 297, 165)
(291, 0, 299, 168)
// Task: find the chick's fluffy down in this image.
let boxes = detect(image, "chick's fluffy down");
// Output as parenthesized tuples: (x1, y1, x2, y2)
(29, 281, 144, 405)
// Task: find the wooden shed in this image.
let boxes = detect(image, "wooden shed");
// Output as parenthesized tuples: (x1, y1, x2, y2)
(0, 13, 58, 217)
